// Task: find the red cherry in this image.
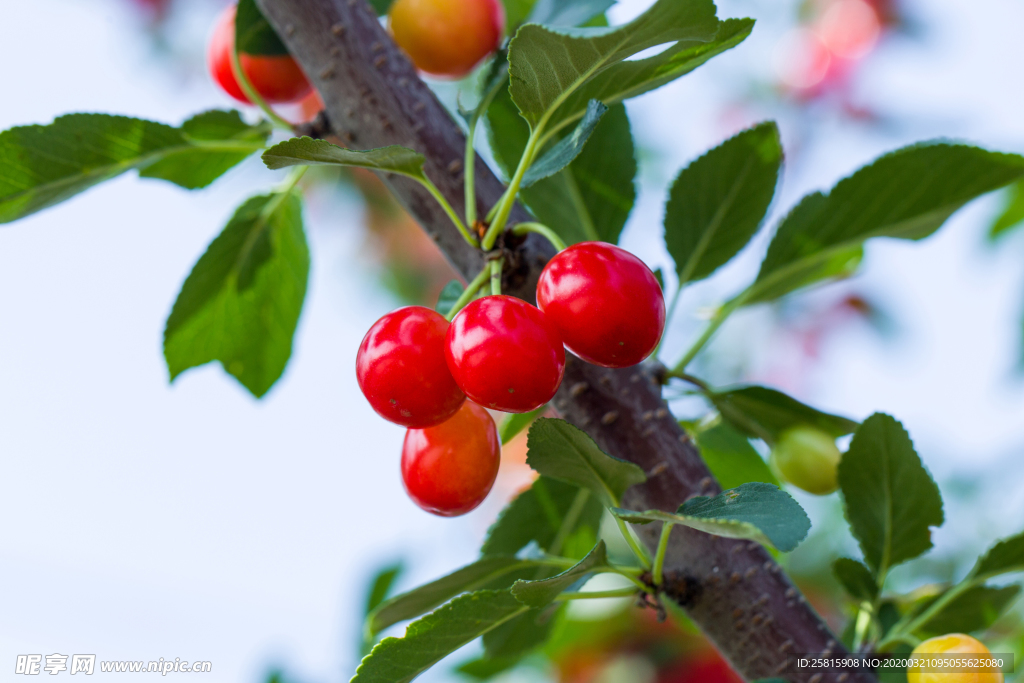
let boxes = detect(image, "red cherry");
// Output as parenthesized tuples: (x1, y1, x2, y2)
(445, 295, 565, 413)
(207, 5, 313, 105)
(537, 241, 666, 368)
(402, 401, 500, 516)
(357, 306, 465, 428)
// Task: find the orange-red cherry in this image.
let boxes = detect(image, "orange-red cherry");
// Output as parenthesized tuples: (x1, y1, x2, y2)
(357, 306, 465, 428)
(537, 242, 666, 368)
(445, 295, 565, 413)
(401, 401, 500, 516)
(388, 0, 505, 78)
(207, 5, 313, 104)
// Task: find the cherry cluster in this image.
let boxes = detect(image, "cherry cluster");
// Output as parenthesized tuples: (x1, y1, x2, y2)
(357, 242, 666, 516)
(202, 4, 667, 517)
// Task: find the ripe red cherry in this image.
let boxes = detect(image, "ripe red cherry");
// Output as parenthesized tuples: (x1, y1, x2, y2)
(402, 401, 500, 516)
(357, 306, 465, 428)
(207, 5, 313, 104)
(537, 241, 666, 368)
(445, 295, 565, 413)
(388, 0, 505, 78)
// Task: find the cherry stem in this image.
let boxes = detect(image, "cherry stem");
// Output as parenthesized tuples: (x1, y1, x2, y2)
(463, 70, 506, 228)
(512, 222, 567, 252)
(445, 267, 491, 321)
(481, 126, 544, 250)
(490, 257, 503, 296)
(652, 522, 674, 587)
(229, 42, 294, 132)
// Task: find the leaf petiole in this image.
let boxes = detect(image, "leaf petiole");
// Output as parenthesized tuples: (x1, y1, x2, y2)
(420, 176, 480, 248)
(554, 588, 638, 601)
(616, 516, 652, 570)
(671, 289, 751, 373)
(652, 522, 674, 586)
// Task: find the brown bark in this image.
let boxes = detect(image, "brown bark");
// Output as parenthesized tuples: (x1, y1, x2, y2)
(256, 1, 875, 680)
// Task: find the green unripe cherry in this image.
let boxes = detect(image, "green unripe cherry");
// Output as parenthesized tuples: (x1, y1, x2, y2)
(770, 426, 842, 495)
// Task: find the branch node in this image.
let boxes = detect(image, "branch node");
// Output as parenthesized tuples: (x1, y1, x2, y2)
(646, 461, 669, 478)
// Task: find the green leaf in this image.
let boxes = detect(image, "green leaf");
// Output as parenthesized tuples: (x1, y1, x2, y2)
(526, 418, 646, 507)
(969, 530, 1024, 580)
(499, 406, 546, 445)
(832, 558, 878, 602)
(481, 476, 604, 556)
(877, 643, 913, 683)
(366, 563, 405, 617)
(915, 584, 1021, 637)
(503, 0, 538, 30)
(709, 385, 859, 443)
(481, 606, 560, 660)
(521, 103, 636, 243)
(652, 268, 665, 290)
(487, 88, 636, 244)
(455, 655, 522, 680)
(743, 242, 864, 305)
(235, 0, 289, 56)
(0, 112, 268, 223)
(612, 482, 810, 552)
(367, 0, 394, 15)
(163, 191, 310, 398)
(507, 0, 738, 135)
(665, 122, 782, 284)
(361, 562, 404, 655)
(837, 413, 944, 576)
(140, 110, 272, 190)
(262, 138, 429, 180)
(525, 0, 615, 28)
(989, 179, 1024, 240)
(749, 143, 1024, 303)
(520, 100, 606, 187)
(435, 280, 465, 316)
(691, 420, 779, 489)
(560, 17, 752, 132)
(352, 590, 530, 683)
(368, 556, 543, 635)
(511, 541, 608, 607)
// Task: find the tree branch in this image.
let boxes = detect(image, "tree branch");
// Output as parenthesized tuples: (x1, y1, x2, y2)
(258, 1, 874, 680)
